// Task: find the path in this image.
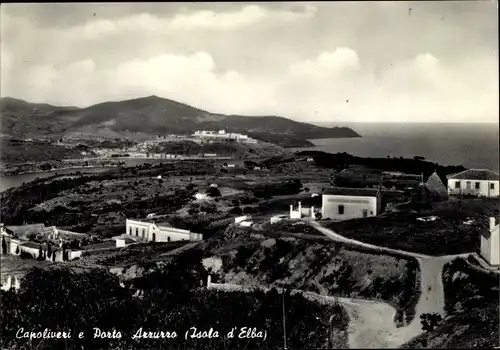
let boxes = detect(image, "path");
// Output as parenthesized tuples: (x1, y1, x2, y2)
(306, 220, 473, 348)
(242, 218, 474, 347)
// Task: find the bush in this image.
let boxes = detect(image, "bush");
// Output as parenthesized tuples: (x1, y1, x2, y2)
(420, 313, 443, 332)
(19, 251, 34, 260)
(229, 206, 243, 215)
(206, 187, 221, 198)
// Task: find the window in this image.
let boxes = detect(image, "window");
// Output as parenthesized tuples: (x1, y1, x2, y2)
(142, 229, 145, 238)
(338, 205, 345, 215)
(491, 183, 495, 190)
(167, 236, 171, 242)
(466, 181, 471, 189)
(454, 181, 460, 189)
(129, 227, 132, 235)
(135, 228, 138, 236)
(475, 182, 480, 189)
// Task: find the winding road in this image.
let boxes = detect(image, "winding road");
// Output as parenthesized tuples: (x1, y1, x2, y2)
(229, 219, 476, 348)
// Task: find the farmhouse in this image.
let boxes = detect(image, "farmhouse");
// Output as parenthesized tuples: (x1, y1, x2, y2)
(322, 187, 382, 221)
(481, 217, 499, 266)
(125, 219, 203, 243)
(447, 169, 499, 198)
(1, 223, 83, 261)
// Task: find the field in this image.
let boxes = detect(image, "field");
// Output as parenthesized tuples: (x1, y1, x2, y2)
(324, 198, 499, 256)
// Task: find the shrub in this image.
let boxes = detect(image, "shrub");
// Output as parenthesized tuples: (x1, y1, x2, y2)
(229, 206, 243, 215)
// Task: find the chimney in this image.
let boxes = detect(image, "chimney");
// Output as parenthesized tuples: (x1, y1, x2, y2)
(490, 217, 497, 231)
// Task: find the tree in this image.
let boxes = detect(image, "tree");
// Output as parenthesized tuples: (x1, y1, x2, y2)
(206, 187, 221, 198)
(2, 237, 7, 254)
(38, 245, 43, 261)
(229, 206, 243, 215)
(47, 242, 52, 259)
(420, 313, 443, 332)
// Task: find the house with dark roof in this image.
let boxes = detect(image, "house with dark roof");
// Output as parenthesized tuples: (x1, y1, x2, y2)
(446, 169, 499, 198)
(322, 187, 382, 220)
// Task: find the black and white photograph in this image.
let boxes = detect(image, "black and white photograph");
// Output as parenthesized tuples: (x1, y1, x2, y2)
(0, 1, 499, 349)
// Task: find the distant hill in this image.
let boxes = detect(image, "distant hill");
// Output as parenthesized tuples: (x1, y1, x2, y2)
(0, 96, 360, 147)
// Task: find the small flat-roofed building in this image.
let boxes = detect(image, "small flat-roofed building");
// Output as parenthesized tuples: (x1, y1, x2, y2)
(125, 219, 203, 243)
(322, 187, 382, 221)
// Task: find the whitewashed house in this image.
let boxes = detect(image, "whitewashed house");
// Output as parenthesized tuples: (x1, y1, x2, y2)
(322, 187, 382, 221)
(113, 235, 136, 248)
(234, 215, 250, 224)
(239, 221, 253, 227)
(447, 169, 499, 198)
(289, 202, 317, 220)
(125, 219, 203, 242)
(481, 217, 499, 266)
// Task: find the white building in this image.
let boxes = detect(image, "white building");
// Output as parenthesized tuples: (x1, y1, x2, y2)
(289, 202, 317, 220)
(113, 235, 137, 248)
(481, 217, 499, 266)
(322, 187, 382, 221)
(239, 220, 253, 227)
(192, 130, 256, 143)
(270, 215, 287, 224)
(125, 219, 203, 242)
(234, 215, 250, 224)
(447, 169, 499, 198)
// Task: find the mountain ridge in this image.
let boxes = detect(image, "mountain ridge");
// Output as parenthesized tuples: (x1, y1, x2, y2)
(0, 96, 361, 146)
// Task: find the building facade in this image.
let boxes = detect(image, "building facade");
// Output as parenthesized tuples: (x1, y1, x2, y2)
(447, 169, 499, 198)
(125, 219, 203, 242)
(481, 217, 499, 266)
(322, 188, 382, 221)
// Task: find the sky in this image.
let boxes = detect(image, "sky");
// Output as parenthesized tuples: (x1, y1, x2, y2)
(1, 2, 498, 123)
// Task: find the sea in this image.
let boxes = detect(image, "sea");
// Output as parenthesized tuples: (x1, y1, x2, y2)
(297, 122, 499, 171)
(0, 123, 498, 193)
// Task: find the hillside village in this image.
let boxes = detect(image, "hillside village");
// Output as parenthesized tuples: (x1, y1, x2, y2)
(2, 156, 499, 289)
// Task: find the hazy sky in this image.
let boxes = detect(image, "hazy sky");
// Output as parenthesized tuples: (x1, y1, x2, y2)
(1, 2, 498, 123)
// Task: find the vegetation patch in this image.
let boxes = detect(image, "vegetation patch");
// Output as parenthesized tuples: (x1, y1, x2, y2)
(0, 249, 347, 349)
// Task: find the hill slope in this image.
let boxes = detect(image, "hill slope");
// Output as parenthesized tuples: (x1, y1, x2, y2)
(0, 96, 360, 145)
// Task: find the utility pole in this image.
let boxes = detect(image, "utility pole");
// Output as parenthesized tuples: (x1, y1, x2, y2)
(282, 288, 287, 350)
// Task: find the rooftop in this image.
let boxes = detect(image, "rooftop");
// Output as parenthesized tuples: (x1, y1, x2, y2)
(5, 224, 48, 236)
(323, 187, 381, 197)
(447, 169, 500, 181)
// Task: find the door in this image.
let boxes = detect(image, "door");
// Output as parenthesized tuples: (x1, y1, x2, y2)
(362, 209, 368, 218)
